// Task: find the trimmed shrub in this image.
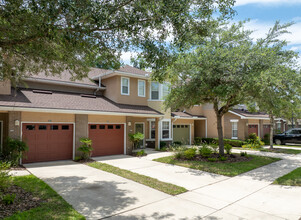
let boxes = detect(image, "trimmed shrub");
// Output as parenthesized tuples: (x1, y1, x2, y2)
(77, 137, 93, 160)
(174, 151, 184, 159)
(198, 137, 245, 147)
(199, 145, 213, 158)
(224, 144, 232, 154)
(135, 150, 147, 157)
(219, 156, 227, 161)
(160, 141, 167, 148)
(244, 133, 264, 149)
(210, 144, 218, 153)
(183, 148, 196, 160)
(240, 151, 247, 157)
(2, 138, 28, 166)
(173, 141, 182, 146)
(208, 158, 217, 162)
(2, 194, 16, 205)
(0, 162, 11, 198)
(194, 137, 202, 146)
(263, 133, 270, 145)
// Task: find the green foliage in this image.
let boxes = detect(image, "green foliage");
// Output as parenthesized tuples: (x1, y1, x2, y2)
(183, 148, 196, 160)
(199, 145, 213, 158)
(224, 144, 232, 154)
(240, 151, 248, 157)
(208, 158, 217, 162)
(0, 0, 235, 83)
(0, 162, 11, 198)
(160, 141, 167, 148)
(219, 156, 227, 161)
(194, 137, 202, 146)
(244, 133, 264, 149)
(173, 141, 182, 146)
(2, 138, 28, 166)
(129, 132, 145, 149)
(135, 150, 147, 157)
(74, 156, 81, 162)
(77, 137, 93, 160)
(2, 193, 16, 205)
(210, 144, 219, 153)
(200, 138, 245, 147)
(263, 134, 270, 145)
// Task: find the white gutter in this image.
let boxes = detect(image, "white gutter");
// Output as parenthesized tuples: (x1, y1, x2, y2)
(24, 78, 106, 90)
(0, 106, 162, 118)
(171, 116, 206, 120)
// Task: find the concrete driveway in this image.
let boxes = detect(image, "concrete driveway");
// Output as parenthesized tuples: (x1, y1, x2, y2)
(24, 149, 301, 220)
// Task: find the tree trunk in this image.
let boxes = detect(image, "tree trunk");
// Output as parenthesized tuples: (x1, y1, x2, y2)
(216, 114, 225, 155)
(269, 115, 274, 149)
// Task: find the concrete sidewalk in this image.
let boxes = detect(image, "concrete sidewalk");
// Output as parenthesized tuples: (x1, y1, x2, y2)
(95, 150, 301, 219)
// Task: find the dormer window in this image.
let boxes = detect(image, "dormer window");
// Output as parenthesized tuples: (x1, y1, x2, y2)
(138, 80, 145, 97)
(121, 77, 130, 95)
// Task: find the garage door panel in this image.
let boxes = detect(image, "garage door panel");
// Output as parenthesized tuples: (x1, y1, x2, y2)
(89, 124, 124, 157)
(173, 125, 190, 145)
(22, 123, 73, 163)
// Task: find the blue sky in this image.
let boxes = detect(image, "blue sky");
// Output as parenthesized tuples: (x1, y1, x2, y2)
(122, 0, 301, 65)
(234, 0, 301, 65)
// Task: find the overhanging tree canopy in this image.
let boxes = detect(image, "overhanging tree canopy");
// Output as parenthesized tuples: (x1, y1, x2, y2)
(0, 0, 235, 84)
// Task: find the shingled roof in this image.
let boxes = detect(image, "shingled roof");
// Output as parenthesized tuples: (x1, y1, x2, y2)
(171, 111, 206, 119)
(0, 89, 163, 116)
(25, 68, 110, 86)
(230, 109, 269, 119)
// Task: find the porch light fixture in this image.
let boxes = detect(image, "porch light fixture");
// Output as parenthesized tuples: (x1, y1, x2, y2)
(15, 120, 20, 126)
(128, 122, 132, 127)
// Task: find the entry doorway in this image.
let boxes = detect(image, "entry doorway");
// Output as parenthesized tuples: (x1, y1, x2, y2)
(135, 123, 145, 148)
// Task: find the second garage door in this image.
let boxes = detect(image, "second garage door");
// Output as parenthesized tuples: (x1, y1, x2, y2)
(89, 124, 124, 156)
(173, 124, 190, 145)
(22, 123, 73, 163)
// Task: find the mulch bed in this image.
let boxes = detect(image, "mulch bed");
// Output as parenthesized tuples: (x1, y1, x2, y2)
(75, 158, 95, 164)
(0, 185, 45, 219)
(178, 153, 253, 163)
(9, 165, 26, 170)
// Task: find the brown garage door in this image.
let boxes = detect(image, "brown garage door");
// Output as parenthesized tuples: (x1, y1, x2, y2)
(22, 123, 73, 163)
(89, 124, 124, 156)
(248, 124, 258, 136)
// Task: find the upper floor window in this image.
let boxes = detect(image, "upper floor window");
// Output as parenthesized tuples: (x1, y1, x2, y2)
(121, 77, 130, 95)
(138, 80, 146, 97)
(162, 84, 169, 100)
(151, 82, 159, 100)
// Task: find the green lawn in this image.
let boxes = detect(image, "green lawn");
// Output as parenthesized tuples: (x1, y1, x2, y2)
(273, 167, 301, 186)
(153, 155, 281, 177)
(260, 148, 301, 154)
(88, 162, 187, 195)
(5, 175, 84, 220)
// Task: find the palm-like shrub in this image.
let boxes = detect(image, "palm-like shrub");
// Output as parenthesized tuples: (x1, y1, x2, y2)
(77, 138, 93, 160)
(128, 132, 144, 149)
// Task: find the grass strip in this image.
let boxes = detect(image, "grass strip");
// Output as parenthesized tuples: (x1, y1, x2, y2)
(260, 148, 301, 154)
(154, 155, 281, 177)
(5, 175, 84, 220)
(88, 161, 187, 195)
(273, 167, 301, 186)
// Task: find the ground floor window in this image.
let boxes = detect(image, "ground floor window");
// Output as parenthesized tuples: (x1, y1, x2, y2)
(150, 121, 156, 139)
(232, 122, 238, 139)
(162, 120, 170, 139)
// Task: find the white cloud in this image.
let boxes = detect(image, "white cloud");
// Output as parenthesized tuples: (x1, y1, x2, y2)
(243, 19, 301, 45)
(291, 46, 301, 51)
(235, 0, 301, 6)
(120, 51, 137, 65)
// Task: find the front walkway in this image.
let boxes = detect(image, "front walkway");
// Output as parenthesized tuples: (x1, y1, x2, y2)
(94, 149, 301, 219)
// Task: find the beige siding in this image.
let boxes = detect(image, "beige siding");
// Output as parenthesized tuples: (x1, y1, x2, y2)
(75, 114, 88, 156)
(186, 105, 203, 115)
(203, 109, 219, 138)
(88, 115, 126, 123)
(194, 120, 206, 138)
(102, 76, 148, 105)
(0, 80, 11, 95)
(148, 101, 171, 119)
(21, 112, 75, 122)
(223, 112, 246, 140)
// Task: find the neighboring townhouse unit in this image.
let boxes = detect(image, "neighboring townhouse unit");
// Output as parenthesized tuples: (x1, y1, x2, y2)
(0, 65, 208, 163)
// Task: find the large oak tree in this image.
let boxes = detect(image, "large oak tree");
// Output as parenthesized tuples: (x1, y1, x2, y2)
(156, 21, 300, 155)
(0, 0, 235, 84)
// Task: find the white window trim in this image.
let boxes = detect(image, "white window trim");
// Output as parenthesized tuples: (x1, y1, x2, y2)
(232, 121, 238, 139)
(138, 79, 146, 97)
(161, 119, 171, 140)
(121, 77, 130, 95)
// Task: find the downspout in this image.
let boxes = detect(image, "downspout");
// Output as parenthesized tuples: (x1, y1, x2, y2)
(93, 76, 102, 95)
